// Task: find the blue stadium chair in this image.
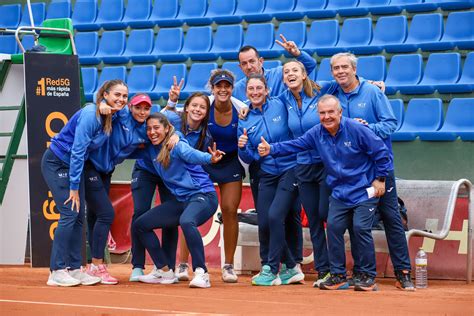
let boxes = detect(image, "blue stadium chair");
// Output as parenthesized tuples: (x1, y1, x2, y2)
(392, 98, 443, 141)
(304, 20, 339, 56)
(149, 28, 184, 62)
(318, 18, 372, 56)
(263, 0, 303, 21)
(242, 24, 275, 58)
(150, 0, 181, 27)
(75, 32, 99, 65)
(357, 56, 387, 82)
(236, 0, 272, 23)
(402, 53, 461, 95)
(419, 98, 474, 141)
(327, 0, 359, 17)
(385, 13, 443, 53)
(21, 35, 36, 51)
(337, 0, 388, 16)
(263, 21, 306, 58)
(389, 99, 405, 131)
(72, 0, 100, 31)
(127, 65, 157, 96)
(0, 35, 18, 55)
(180, 26, 213, 61)
(46, 0, 72, 19)
(352, 0, 393, 15)
(438, 52, 474, 94)
(263, 60, 282, 69)
(98, 66, 127, 87)
(95, 31, 127, 64)
(207, 24, 243, 60)
(383, 0, 425, 14)
(222, 61, 245, 81)
(316, 58, 333, 82)
(356, 16, 407, 55)
(297, 0, 334, 19)
(0, 4, 21, 29)
(120, 0, 153, 29)
(205, 0, 242, 24)
(19, 3, 45, 27)
(181, 63, 218, 99)
(422, 11, 474, 51)
(122, 29, 154, 64)
(177, 0, 211, 26)
(424, 0, 474, 10)
(401, 0, 439, 12)
(81, 67, 98, 102)
(385, 54, 423, 95)
(151, 64, 187, 99)
(308, 67, 318, 81)
(94, 0, 125, 30)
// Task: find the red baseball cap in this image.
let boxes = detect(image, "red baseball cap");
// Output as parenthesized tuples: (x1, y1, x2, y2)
(129, 94, 152, 106)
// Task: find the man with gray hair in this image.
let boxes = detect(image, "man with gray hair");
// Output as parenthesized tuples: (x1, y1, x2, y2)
(329, 52, 415, 291)
(257, 94, 391, 291)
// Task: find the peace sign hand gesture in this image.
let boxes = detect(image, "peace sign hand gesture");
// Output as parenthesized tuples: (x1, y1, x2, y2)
(208, 142, 225, 164)
(275, 34, 301, 57)
(169, 76, 185, 103)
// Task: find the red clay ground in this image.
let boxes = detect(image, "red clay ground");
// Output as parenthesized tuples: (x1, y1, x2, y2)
(1, 265, 473, 315)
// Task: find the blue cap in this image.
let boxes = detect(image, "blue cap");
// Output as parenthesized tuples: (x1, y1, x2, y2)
(211, 73, 234, 86)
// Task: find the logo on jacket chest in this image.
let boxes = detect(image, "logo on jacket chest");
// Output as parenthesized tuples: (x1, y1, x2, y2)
(272, 115, 281, 122)
(357, 102, 366, 108)
(344, 141, 352, 147)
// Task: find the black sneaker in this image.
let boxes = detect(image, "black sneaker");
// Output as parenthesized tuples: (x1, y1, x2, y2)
(312, 271, 330, 288)
(347, 271, 362, 289)
(354, 273, 378, 291)
(319, 274, 350, 290)
(395, 270, 416, 292)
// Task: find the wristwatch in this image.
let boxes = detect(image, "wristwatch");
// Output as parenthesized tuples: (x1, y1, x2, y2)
(376, 176, 386, 183)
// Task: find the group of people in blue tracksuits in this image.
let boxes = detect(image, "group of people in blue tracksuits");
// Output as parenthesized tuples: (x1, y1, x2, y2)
(41, 35, 415, 292)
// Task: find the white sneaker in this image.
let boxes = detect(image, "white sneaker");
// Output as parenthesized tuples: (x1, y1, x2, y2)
(189, 267, 211, 288)
(176, 263, 190, 281)
(138, 268, 178, 284)
(69, 267, 101, 286)
(222, 264, 238, 283)
(47, 269, 81, 287)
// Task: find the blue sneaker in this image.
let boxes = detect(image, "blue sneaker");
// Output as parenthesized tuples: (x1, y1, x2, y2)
(129, 268, 144, 282)
(251, 265, 281, 286)
(280, 264, 305, 285)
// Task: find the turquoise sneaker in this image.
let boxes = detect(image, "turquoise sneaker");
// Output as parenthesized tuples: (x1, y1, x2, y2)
(251, 265, 281, 286)
(129, 268, 144, 282)
(280, 264, 305, 285)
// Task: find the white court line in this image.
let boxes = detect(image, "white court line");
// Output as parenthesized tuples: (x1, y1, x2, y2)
(1, 283, 310, 306)
(0, 299, 213, 315)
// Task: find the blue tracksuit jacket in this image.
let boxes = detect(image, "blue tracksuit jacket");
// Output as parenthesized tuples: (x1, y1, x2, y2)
(49, 103, 110, 190)
(277, 81, 338, 165)
(270, 117, 391, 205)
(137, 139, 215, 202)
(238, 97, 297, 175)
(332, 79, 397, 170)
(136, 109, 213, 175)
(88, 106, 148, 174)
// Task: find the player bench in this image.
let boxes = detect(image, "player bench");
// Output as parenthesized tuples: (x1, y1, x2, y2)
(224, 179, 472, 283)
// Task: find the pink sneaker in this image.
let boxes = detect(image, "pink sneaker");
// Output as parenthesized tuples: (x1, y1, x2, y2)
(87, 264, 118, 285)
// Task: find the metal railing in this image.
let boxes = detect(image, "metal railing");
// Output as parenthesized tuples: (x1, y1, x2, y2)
(406, 179, 473, 284)
(14, 26, 77, 55)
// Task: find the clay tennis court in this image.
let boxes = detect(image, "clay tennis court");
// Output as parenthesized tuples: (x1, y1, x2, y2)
(1, 265, 473, 315)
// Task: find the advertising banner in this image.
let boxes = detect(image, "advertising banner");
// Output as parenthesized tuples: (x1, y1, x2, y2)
(24, 53, 81, 267)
